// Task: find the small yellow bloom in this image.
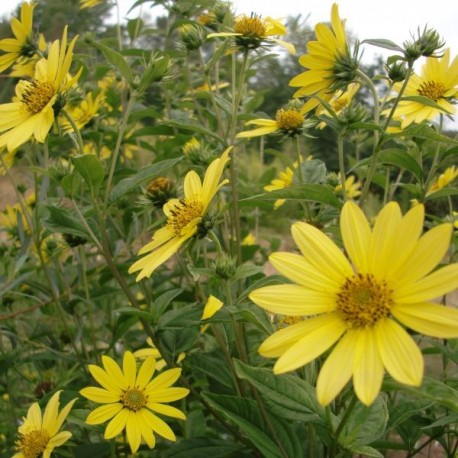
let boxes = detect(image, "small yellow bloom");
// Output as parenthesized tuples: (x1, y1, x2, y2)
(80, 351, 189, 453)
(133, 337, 185, 370)
(202, 295, 224, 320)
(13, 391, 77, 458)
(334, 174, 361, 199)
(0, 192, 35, 236)
(250, 201, 458, 406)
(61, 92, 104, 133)
(242, 232, 256, 246)
(129, 148, 231, 280)
(427, 166, 458, 195)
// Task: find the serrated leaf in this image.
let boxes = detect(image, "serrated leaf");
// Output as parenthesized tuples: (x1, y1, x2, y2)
(242, 184, 342, 208)
(88, 39, 133, 83)
(108, 157, 182, 203)
(72, 155, 105, 189)
(233, 360, 327, 425)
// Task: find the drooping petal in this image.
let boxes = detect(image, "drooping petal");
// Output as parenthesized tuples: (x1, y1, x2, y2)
(352, 328, 384, 406)
(249, 284, 336, 315)
(375, 318, 423, 386)
(391, 302, 458, 338)
(316, 329, 358, 405)
(274, 313, 347, 373)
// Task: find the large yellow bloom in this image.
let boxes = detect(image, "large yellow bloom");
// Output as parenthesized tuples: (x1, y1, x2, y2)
(0, 27, 80, 152)
(249, 201, 458, 406)
(13, 391, 77, 458)
(289, 3, 357, 114)
(0, 1, 36, 73)
(80, 351, 189, 454)
(129, 148, 231, 280)
(391, 49, 458, 129)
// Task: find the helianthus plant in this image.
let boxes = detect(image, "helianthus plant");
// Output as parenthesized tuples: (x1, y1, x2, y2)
(1, 1, 458, 458)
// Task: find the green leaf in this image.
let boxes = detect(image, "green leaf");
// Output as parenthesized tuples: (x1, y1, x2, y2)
(114, 307, 154, 320)
(350, 445, 384, 458)
(108, 157, 182, 204)
(361, 38, 403, 52)
(127, 18, 144, 42)
(293, 159, 327, 185)
(186, 353, 236, 390)
(88, 39, 133, 83)
(41, 205, 89, 238)
(401, 96, 454, 113)
(166, 437, 246, 458)
(153, 288, 184, 318)
(72, 155, 105, 189)
(162, 119, 222, 141)
(234, 360, 327, 424)
(61, 172, 82, 195)
(233, 264, 264, 281)
(425, 187, 458, 201)
(339, 398, 388, 449)
(242, 184, 342, 208)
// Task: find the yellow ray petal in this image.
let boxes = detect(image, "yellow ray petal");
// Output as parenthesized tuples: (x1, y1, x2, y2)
(141, 409, 176, 441)
(85, 403, 123, 425)
(123, 351, 137, 387)
(147, 402, 186, 419)
(126, 410, 142, 453)
(147, 387, 190, 403)
(80, 387, 121, 404)
(136, 356, 156, 388)
(88, 364, 122, 394)
(104, 408, 128, 439)
(145, 368, 182, 392)
(183, 170, 202, 199)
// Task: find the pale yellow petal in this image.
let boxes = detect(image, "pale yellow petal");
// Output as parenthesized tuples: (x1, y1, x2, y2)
(391, 302, 458, 338)
(375, 318, 423, 386)
(274, 313, 347, 373)
(183, 170, 202, 200)
(200, 147, 231, 206)
(316, 330, 358, 406)
(202, 295, 224, 320)
(291, 222, 353, 284)
(249, 284, 336, 316)
(236, 125, 278, 138)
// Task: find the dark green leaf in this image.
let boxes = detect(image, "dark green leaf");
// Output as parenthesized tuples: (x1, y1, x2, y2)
(166, 437, 246, 458)
(41, 205, 89, 238)
(233, 264, 264, 281)
(72, 155, 105, 189)
(425, 188, 458, 201)
(293, 159, 327, 185)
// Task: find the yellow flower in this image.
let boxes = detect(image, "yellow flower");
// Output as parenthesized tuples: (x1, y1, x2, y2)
(80, 351, 189, 454)
(0, 148, 17, 175)
(334, 174, 361, 199)
(0, 27, 80, 152)
(290, 3, 358, 114)
(208, 15, 295, 54)
(0, 1, 37, 73)
(390, 49, 458, 129)
(237, 107, 305, 138)
(133, 337, 185, 371)
(9, 33, 47, 79)
(242, 232, 256, 246)
(316, 82, 360, 129)
(427, 166, 458, 195)
(80, 0, 104, 9)
(60, 92, 104, 133)
(249, 201, 458, 406)
(264, 157, 312, 209)
(202, 295, 224, 320)
(129, 148, 231, 280)
(13, 391, 77, 458)
(0, 192, 35, 236)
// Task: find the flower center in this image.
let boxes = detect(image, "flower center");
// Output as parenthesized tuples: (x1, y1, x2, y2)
(417, 80, 445, 101)
(336, 273, 393, 328)
(17, 430, 50, 458)
(121, 388, 147, 411)
(167, 199, 204, 235)
(21, 80, 56, 114)
(276, 109, 304, 133)
(234, 15, 266, 38)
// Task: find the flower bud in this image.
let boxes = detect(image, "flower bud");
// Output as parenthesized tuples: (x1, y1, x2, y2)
(212, 252, 237, 280)
(179, 23, 207, 51)
(386, 61, 409, 82)
(145, 176, 176, 208)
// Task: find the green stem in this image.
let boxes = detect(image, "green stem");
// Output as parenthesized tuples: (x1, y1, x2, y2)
(61, 109, 85, 155)
(337, 132, 347, 202)
(333, 395, 358, 443)
(293, 135, 313, 221)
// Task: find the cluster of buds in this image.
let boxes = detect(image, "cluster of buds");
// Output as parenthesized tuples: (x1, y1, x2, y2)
(403, 26, 445, 62)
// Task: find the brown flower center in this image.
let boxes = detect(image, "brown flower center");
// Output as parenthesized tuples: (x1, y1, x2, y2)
(17, 430, 50, 458)
(417, 80, 445, 101)
(276, 108, 304, 132)
(167, 199, 204, 235)
(336, 273, 393, 328)
(21, 80, 56, 114)
(121, 388, 147, 411)
(234, 16, 266, 38)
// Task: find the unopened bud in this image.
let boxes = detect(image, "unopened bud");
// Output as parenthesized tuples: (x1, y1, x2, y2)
(145, 176, 176, 208)
(386, 60, 409, 82)
(179, 23, 207, 51)
(212, 252, 237, 280)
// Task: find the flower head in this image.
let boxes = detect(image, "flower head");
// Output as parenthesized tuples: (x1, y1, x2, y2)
(334, 174, 361, 199)
(80, 351, 189, 454)
(13, 391, 76, 458)
(427, 166, 458, 195)
(249, 201, 458, 406)
(0, 27, 81, 152)
(129, 148, 231, 280)
(389, 49, 458, 129)
(60, 92, 104, 133)
(208, 15, 295, 54)
(0, 1, 37, 73)
(289, 3, 359, 114)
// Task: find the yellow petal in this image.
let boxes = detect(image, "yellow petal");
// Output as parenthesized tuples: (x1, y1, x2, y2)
(249, 284, 336, 316)
(47, 431, 72, 449)
(85, 403, 123, 425)
(80, 387, 121, 404)
(123, 351, 137, 387)
(316, 330, 358, 406)
(141, 409, 176, 441)
(391, 302, 458, 338)
(201, 146, 231, 206)
(101, 355, 127, 390)
(340, 201, 371, 273)
(145, 368, 182, 392)
(375, 318, 423, 386)
(88, 364, 122, 394)
(291, 222, 353, 283)
(236, 125, 278, 138)
(26, 402, 42, 430)
(139, 417, 156, 448)
(104, 408, 128, 439)
(126, 410, 142, 453)
(202, 295, 224, 320)
(394, 263, 458, 304)
(147, 402, 186, 419)
(147, 387, 190, 403)
(352, 329, 384, 406)
(42, 391, 60, 435)
(136, 356, 156, 388)
(274, 313, 346, 373)
(183, 170, 202, 199)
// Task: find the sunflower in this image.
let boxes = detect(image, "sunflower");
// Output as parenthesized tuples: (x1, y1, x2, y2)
(334, 174, 361, 199)
(0, 27, 81, 152)
(60, 92, 104, 133)
(129, 147, 231, 281)
(80, 351, 189, 454)
(390, 49, 458, 128)
(289, 3, 358, 114)
(13, 391, 77, 458)
(208, 15, 295, 53)
(249, 201, 458, 406)
(0, 1, 37, 73)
